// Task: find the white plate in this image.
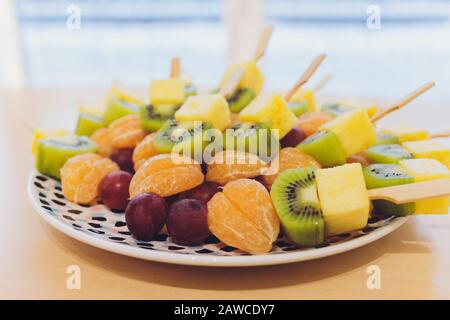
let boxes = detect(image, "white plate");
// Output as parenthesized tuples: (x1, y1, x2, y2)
(28, 170, 408, 267)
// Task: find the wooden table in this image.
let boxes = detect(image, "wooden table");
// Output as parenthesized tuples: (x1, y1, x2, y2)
(1, 88, 449, 299)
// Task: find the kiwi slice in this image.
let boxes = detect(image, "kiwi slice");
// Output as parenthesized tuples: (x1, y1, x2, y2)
(321, 103, 353, 117)
(185, 85, 197, 97)
(227, 88, 256, 113)
(366, 144, 413, 164)
(35, 136, 97, 180)
(288, 101, 308, 117)
(154, 119, 214, 159)
(103, 96, 140, 125)
(270, 167, 324, 247)
(75, 113, 105, 137)
(297, 131, 346, 167)
(363, 164, 415, 216)
(223, 122, 279, 161)
(376, 132, 400, 145)
(140, 104, 180, 132)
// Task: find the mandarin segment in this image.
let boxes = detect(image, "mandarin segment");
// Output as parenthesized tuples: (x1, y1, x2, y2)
(132, 133, 160, 170)
(129, 154, 204, 198)
(207, 179, 279, 254)
(206, 150, 268, 185)
(297, 111, 333, 137)
(91, 128, 114, 157)
(262, 147, 321, 187)
(61, 153, 120, 204)
(109, 114, 146, 149)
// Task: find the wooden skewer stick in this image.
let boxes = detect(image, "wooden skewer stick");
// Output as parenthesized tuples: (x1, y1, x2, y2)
(285, 54, 327, 101)
(429, 132, 450, 139)
(312, 74, 334, 92)
(368, 178, 450, 204)
(371, 82, 435, 123)
(170, 57, 181, 78)
(253, 26, 274, 62)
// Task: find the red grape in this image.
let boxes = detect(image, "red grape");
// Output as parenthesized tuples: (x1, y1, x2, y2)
(110, 148, 134, 173)
(167, 199, 209, 245)
(177, 181, 221, 203)
(99, 171, 133, 211)
(125, 193, 168, 241)
(280, 128, 306, 148)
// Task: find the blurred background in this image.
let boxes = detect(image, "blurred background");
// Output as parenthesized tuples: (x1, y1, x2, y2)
(1, 0, 450, 102)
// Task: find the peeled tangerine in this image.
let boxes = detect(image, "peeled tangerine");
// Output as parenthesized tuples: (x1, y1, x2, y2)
(399, 158, 450, 214)
(206, 150, 268, 185)
(132, 133, 159, 171)
(239, 93, 297, 139)
(207, 179, 280, 254)
(315, 163, 370, 236)
(297, 112, 334, 137)
(175, 94, 231, 131)
(129, 154, 204, 198)
(91, 128, 114, 157)
(320, 109, 377, 157)
(61, 153, 120, 204)
(262, 147, 321, 187)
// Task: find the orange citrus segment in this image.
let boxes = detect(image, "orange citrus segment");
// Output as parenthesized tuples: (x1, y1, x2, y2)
(132, 133, 160, 170)
(91, 128, 114, 157)
(109, 114, 146, 149)
(297, 111, 333, 137)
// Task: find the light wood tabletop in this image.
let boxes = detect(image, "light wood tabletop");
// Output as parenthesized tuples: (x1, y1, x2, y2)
(1, 88, 449, 300)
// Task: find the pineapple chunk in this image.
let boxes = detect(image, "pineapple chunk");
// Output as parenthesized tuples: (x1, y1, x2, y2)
(403, 140, 450, 169)
(175, 94, 231, 131)
(79, 106, 104, 117)
(32, 128, 73, 155)
(219, 61, 264, 94)
(289, 89, 316, 112)
(381, 125, 429, 142)
(239, 93, 297, 138)
(320, 109, 377, 157)
(337, 98, 379, 117)
(107, 86, 145, 106)
(399, 158, 450, 214)
(150, 79, 186, 106)
(315, 163, 370, 236)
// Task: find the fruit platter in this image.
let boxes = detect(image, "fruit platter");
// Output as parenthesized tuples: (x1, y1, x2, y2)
(28, 27, 450, 266)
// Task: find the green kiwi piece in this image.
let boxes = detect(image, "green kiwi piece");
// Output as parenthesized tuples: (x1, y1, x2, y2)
(185, 85, 197, 97)
(297, 131, 346, 167)
(139, 104, 180, 132)
(227, 88, 256, 113)
(154, 119, 214, 159)
(35, 136, 97, 180)
(363, 164, 415, 216)
(270, 167, 324, 247)
(103, 96, 140, 125)
(223, 122, 279, 161)
(376, 132, 400, 145)
(75, 113, 105, 137)
(288, 101, 309, 117)
(366, 144, 413, 164)
(321, 103, 354, 117)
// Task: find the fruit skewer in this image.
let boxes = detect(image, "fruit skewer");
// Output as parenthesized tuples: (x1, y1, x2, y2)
(270, 162, 450, 248)
(219, 26, 273, 111)
(298, 82, 435, 167)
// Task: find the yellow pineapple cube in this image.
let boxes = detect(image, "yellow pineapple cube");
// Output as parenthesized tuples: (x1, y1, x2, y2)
(220, 61, 264, 94)
(403, 140, 450, 169)
(238, 93, 297, 138)
(315, 163, 370, 236)
(175, 94, 231, 131)
(320, 109, 377, 157)
(107, 86, 145, 106)
(32, 128, 73, 155)
(289, 89, 316, 112)
(336, 98, 379, 117)
(79, 106, 104, 117)
(381, 125, 429, 142)
(399, 158, 450, 214)
(150, 79, 186, 106)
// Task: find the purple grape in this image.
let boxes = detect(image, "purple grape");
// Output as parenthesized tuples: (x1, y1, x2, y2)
(110, 148, 134, 173)
(280, 128, 306, 148)
(99, 171, 133, 211)
(177, 181, 221, 204)
(125, 193, 168, 241)
(167, 199, 210, 245)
